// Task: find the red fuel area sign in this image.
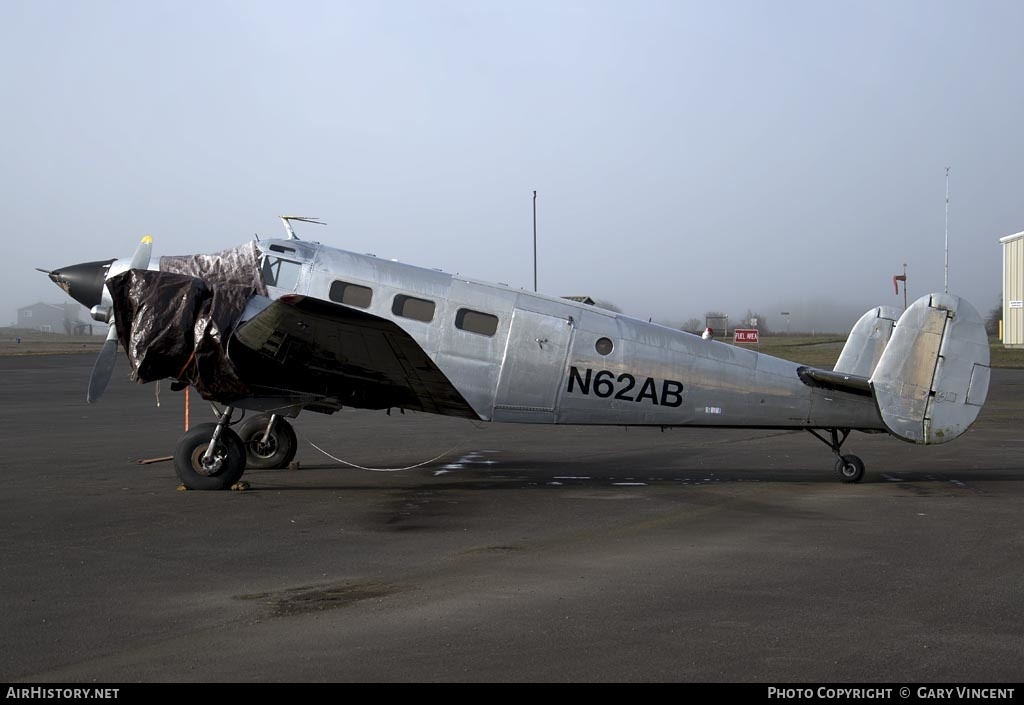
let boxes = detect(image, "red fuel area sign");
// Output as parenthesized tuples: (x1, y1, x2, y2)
(734, 329, 759, 344)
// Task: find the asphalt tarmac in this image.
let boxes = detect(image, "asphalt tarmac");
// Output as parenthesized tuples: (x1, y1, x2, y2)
(2, 354, 1022, 682)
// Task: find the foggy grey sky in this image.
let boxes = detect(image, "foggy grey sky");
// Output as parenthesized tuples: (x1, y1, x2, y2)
(3, 0, 1022, 333)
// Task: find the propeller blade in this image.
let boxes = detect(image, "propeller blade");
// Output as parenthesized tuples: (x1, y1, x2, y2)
(35, 267, 52, 274)
(130, 235, 153, 270)
(87, 325, 119, 404)
(85, 235, 150, 402)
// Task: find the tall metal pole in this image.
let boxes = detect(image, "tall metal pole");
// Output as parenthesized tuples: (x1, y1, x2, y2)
(532, 190, 538, 292)
(944, 167, 950, 294)
(903, 263, 908, 311)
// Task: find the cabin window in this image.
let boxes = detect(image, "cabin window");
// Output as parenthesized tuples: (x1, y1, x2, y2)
(595, 337, 614, 355)
(261, 256, 302, 290)
(329, 281, 373, 308)
(392, 294, 435, 322)
(269, 244, 296, 254)
(455, 308, 499, 337)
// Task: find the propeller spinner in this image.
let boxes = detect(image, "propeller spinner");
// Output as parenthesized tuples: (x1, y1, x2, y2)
(46, 260, 115, 309)
(43, 236, 153, 403)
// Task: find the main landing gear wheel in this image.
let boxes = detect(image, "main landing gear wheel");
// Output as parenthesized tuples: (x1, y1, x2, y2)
(173, 422, 247, 490)
(835, 454, 865, 484)
(237, 414, 297, 470)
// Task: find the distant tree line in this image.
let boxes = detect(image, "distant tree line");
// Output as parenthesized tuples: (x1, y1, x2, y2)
(673, 293, 1004, 338)
(986, 295, 1001, 337)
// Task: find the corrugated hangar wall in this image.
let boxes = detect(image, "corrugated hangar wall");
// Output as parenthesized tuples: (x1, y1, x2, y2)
(1002, 232, 1024, 348)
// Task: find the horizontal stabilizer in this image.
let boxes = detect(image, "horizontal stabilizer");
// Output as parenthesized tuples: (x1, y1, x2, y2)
(798, 367, 872, 396)
(869, 294, 990, 444)
(834, 306, 899, 377)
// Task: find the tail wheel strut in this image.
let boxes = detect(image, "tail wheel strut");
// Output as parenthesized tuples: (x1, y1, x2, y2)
(806, 429, 865, 484)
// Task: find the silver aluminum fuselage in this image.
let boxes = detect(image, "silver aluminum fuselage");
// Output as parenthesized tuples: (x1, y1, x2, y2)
(256, 238, 885, 431)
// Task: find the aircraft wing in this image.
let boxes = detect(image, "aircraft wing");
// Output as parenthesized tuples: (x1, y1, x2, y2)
(229, 295, 479, 419)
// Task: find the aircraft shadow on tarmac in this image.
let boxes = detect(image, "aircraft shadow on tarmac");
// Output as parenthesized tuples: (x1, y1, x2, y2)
(234, 459, 1024, 490)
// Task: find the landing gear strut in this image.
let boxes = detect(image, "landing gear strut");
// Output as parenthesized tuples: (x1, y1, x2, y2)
(173, 406, 247, 490)
(806, 428, 865, 483)
(237, 413, 297, 469)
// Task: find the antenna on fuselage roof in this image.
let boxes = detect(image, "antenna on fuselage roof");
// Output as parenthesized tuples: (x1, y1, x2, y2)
(279, 215, 326, 240)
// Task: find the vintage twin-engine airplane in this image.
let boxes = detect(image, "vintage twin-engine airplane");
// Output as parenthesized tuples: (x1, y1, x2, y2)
(44, 218, 991, 490)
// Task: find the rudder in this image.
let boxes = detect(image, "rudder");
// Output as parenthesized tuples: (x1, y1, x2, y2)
(869, 294, 990, 444)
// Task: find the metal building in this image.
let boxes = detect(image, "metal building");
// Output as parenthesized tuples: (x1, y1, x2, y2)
(16, 302, 94, 335)
(1001, 231, 1024, 348)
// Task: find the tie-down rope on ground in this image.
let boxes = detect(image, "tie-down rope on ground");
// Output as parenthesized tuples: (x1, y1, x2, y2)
(298, 419, 487, 472)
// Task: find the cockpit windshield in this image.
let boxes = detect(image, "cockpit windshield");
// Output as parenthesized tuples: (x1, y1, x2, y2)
(261, 255, 302, 290)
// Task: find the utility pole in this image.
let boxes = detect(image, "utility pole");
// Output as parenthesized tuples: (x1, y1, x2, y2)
(533, 190, 538, 292)
(902, 263, 908, 311)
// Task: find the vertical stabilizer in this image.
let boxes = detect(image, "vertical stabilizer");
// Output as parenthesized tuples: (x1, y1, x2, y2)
(869, 294, 990, 444)
(834, 306, 899, 377)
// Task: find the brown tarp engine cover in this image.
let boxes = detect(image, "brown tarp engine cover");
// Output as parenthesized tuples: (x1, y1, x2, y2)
(106, 242, 268, 401)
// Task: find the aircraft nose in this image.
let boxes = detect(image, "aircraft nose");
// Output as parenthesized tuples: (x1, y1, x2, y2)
(46, 259, 116, 309)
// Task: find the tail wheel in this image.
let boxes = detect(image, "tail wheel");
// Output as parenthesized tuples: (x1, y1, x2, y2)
(835, 454, 865, 484)
(173, 423, 247, 490)
(238, 415, 298, 470)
